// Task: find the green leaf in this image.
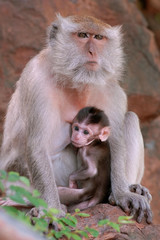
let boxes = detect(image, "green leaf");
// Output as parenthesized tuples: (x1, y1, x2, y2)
(34, 218, 48, 232)
(0, 170, 7, 179)
(19, 176, 30, 187)
(60, 217, 76, 227)
(2, 206, 20, 216)
(42, 209, 48, 215)
(85, 227, 99, 237)
(9, 185, 31, 196)
(48, 208, 60, 215)
(98, 218, 120, 232)
(9, 185, 47, 208)
(76, 230, 89, 238)
(118, 216, 134, 224)
(0, 181, 5, 192)
(8, 172, 20, 182)
(10, 194, 26, 205)
(108, 222, 120, 232)
(98, 219, 110, 226)
(76, 212, 90, 217)
(67, 215, 77, 225)
(75, 208, 80, 213)
(69, 233, 82, 240)
(32, 189, 40, 197)
(55, 231, 63, 238)
(60, 230, 72, 239)
(26, 195, 48, 208)
(15, 211, 31, 226)
(118, 216, 133, 221)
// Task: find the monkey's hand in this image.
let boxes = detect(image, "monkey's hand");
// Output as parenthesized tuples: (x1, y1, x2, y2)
(129, 184, 152, 203)
(115, 192, 152, 224)
(28, 205, 66, 218)
(28, 205, 67, 230)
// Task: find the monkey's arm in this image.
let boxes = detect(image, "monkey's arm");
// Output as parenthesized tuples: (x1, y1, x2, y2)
(69, 154, 97, 182)
(109, 109, 152, 223)
(18, 58, 66, 216)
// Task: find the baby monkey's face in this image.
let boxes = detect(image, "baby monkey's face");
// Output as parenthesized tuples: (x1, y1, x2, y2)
(71, 121, 109, 148)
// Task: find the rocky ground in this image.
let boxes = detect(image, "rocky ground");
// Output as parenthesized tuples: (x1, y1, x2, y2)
(0, 0, 160, 228)
(0, 205, 160, 240)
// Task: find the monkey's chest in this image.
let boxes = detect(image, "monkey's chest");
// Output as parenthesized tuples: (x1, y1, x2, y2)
(60, 96, 88, 123)
(60, 88, 107, 123)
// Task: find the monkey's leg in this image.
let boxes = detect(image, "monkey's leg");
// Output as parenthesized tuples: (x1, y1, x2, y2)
(124, 112, 152, 200)
(117, 111, 152, 223)
(58, 187, 85, 205)
(124, 111, 144, 184)
(68, 197, 99, 212)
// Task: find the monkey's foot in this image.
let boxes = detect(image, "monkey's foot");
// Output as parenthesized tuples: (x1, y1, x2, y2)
(115, 192, 152, 224)
(61, 204, 67, 214)
(28, 207, 43, 218)
(129, 184, 152, 203)
(69, 179, 78, 189)
(108, 192, 116, 205)
(28, 205, 66, 218)
(28, 206, 66, 231)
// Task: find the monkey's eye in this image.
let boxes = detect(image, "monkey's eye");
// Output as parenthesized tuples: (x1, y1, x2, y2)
(83, 130, 89, 135)
(74, 126, 79, 131)
(94, 35, 103, 40)
(78, 32, 88, 38)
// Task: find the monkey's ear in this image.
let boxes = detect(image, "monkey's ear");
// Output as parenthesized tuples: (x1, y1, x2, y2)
(48, 23, 59, 40)
(99, 127, 110, 142)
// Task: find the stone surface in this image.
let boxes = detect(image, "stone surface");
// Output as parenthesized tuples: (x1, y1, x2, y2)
(141, 0, 160, 49)
(0, 0, 160, 225)
(73, 204, 160, 240)
(0, 205, 160, 240)
(141, 116, 160, 224)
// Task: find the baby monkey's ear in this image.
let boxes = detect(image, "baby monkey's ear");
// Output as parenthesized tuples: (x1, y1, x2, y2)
(99, 126, 111, 142)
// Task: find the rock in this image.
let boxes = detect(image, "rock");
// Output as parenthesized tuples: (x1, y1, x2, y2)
(0, 0, 160, 225)
(138, 0, 160, 49)
(0, 205, 160, 240)
(141, 117, 160, 224)
(128, 95, 160, 121)
(74, 204, 160, 240)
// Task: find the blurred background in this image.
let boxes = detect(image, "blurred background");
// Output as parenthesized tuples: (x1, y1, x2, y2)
(0, 0, 159, 224)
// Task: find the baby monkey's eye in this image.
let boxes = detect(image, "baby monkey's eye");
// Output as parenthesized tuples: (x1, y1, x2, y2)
(78, 32, 88, 38)
(83, 130, 89, 135)
(94, 34, 103, 40)
(74, 126, 79, 131)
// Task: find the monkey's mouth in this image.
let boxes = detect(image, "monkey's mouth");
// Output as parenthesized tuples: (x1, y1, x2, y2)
(85, 61, 99, 70)
(86, 61, 98, 65)
(71, 141, 84, 148)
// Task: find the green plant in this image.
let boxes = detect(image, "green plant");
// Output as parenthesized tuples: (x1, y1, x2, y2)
(98, 215, 134, 232)
(0, 170, 134, 239)
(0, 170, 99, 239)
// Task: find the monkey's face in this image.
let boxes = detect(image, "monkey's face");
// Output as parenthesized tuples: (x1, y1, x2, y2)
(71, 122, 96, 147)
(72, 32, 107, 72)
(71, 122, 107, 147)
(48, 15, 124, 86)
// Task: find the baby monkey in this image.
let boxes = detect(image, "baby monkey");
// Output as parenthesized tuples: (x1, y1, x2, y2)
(58, 107, 111, 212)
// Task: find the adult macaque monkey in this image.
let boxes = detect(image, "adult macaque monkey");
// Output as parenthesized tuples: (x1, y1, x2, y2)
(0, 14, 152, 222)
(58, 106, 111, 212)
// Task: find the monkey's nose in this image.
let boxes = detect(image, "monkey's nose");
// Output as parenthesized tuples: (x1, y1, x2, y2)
(89, 50, 93, 56)
(75, 136, 80, 141)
